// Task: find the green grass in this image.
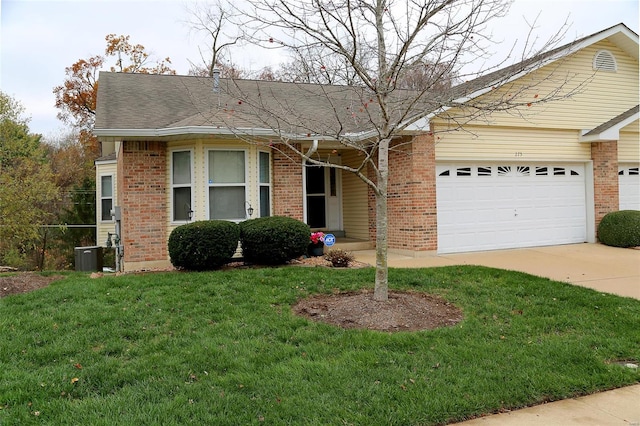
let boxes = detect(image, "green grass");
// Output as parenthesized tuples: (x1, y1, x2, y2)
(1, 266, 638, 425)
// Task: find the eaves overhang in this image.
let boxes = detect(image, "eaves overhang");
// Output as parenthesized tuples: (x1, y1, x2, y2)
(93, 126, 382, 143)
(580, 106, 639, 143)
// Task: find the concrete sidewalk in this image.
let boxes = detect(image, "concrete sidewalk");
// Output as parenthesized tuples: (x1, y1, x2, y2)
(352, 243, 640, 425)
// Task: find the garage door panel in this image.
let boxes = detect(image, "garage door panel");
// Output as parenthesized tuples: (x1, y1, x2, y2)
(619, 165, 640, 210)
(437, 163, 587, 253)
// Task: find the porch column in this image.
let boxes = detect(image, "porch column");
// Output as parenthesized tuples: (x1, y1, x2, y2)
(272, 143, 304, 221)
(591, 141, 619, 237)
(368, 133, 438, 252)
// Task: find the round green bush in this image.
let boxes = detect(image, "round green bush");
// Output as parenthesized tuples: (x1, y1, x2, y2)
(597, 210, 640, 248)
(240, 216, 310, 265)
(168, 220, 240, 270)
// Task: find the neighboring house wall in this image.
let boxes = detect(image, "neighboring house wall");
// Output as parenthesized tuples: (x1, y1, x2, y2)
(591, 141, 619, 233)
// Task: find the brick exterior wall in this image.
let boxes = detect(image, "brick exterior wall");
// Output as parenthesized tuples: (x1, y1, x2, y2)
(119, 141, 168, 265)
(367, 133, 438, 251)
(591, 141, 619, 236)
(272, 144, 304, 220)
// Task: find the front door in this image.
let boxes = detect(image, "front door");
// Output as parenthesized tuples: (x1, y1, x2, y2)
(305, 161, 342, 230)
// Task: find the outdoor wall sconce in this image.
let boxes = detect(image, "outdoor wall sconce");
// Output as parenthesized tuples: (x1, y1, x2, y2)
(246, 201, 254, 218)
(185, 203, 194, 221)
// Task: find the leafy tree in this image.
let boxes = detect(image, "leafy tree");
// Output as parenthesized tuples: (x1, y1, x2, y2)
(53, 34, 176, 131)
(216, 0, 577, 300)
(0, 94, 41, 170)
(0, 92, 59, 268)
(46, 130, 99, 190)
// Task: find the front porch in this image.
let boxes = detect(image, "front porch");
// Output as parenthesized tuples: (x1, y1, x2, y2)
(327, 236, 373, 252)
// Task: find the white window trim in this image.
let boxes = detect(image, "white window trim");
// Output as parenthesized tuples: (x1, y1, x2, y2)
(258, 150, 272, 218)
(170, 148, 195, 224)
(99, 174, 114, 223)
(206, 148, 249, 222)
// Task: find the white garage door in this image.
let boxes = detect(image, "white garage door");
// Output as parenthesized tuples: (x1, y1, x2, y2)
(619, 165, 640, 210)
(437, 163, 587, 253)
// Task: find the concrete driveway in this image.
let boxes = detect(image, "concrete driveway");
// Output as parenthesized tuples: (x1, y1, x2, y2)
(353, 243, 640, 299)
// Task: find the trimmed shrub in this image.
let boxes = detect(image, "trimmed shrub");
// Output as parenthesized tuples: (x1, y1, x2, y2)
(240, 216, 310, 265)
(597, 210, 640, 248)
(168, 220, 240, 270)
(324, 249, 354, 267)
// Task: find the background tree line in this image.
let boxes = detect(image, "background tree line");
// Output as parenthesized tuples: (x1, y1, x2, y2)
(0, 35, 176, 270)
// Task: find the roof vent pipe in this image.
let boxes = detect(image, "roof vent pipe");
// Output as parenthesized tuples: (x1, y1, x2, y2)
(213, 68, 220, 93)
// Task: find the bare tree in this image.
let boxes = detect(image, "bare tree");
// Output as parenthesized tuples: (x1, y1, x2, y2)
(202, 0, 580, 301)
(185, 0, 243, 77)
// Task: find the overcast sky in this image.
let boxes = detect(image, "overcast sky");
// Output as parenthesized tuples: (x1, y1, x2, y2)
(1, 0, 638, 139)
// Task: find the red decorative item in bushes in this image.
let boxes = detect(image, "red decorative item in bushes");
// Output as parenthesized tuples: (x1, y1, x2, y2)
(310, 232, 325, 244)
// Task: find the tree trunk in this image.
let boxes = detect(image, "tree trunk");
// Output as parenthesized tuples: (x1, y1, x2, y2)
(374, 138, 389, 301)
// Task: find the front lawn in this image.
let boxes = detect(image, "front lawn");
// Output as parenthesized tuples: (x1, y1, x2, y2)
(1, 266, 638, 425)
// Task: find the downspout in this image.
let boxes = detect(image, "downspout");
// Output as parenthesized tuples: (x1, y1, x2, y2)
(302, 139, 319, 224)
(305, 139, 318, 158)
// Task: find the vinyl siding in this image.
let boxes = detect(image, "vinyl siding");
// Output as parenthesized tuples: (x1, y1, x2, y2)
(618, 125, 640, 162)
(96, 161, 117, 247)
(434, 125, 590, 161)
(436, 39, 639, 132)
(341, 150, 370, 240)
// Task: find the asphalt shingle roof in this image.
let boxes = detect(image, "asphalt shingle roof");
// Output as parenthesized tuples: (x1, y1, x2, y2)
(94, 23, 637, 138)
(582, 105, 640, 137)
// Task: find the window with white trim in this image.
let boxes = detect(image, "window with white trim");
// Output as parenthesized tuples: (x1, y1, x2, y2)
(258, 151, 271, 217)
(100, 175, 114, 221)
(171, 150, 193, 222)
(208, 149, 247, 220)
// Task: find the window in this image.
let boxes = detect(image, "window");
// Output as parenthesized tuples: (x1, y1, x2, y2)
(477, 166, 492, 176)
(456, 167, 471, 176)
(172, 150, 193, 222)
(100, 175, 113, 221)
(258, 151, 271, 217)
(208, 150, 246, 220)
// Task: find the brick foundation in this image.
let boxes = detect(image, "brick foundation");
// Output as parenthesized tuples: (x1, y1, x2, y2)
(119, 141, 168, 266)
(591, 141, 619, 236)
(272, 144, 304, 220)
